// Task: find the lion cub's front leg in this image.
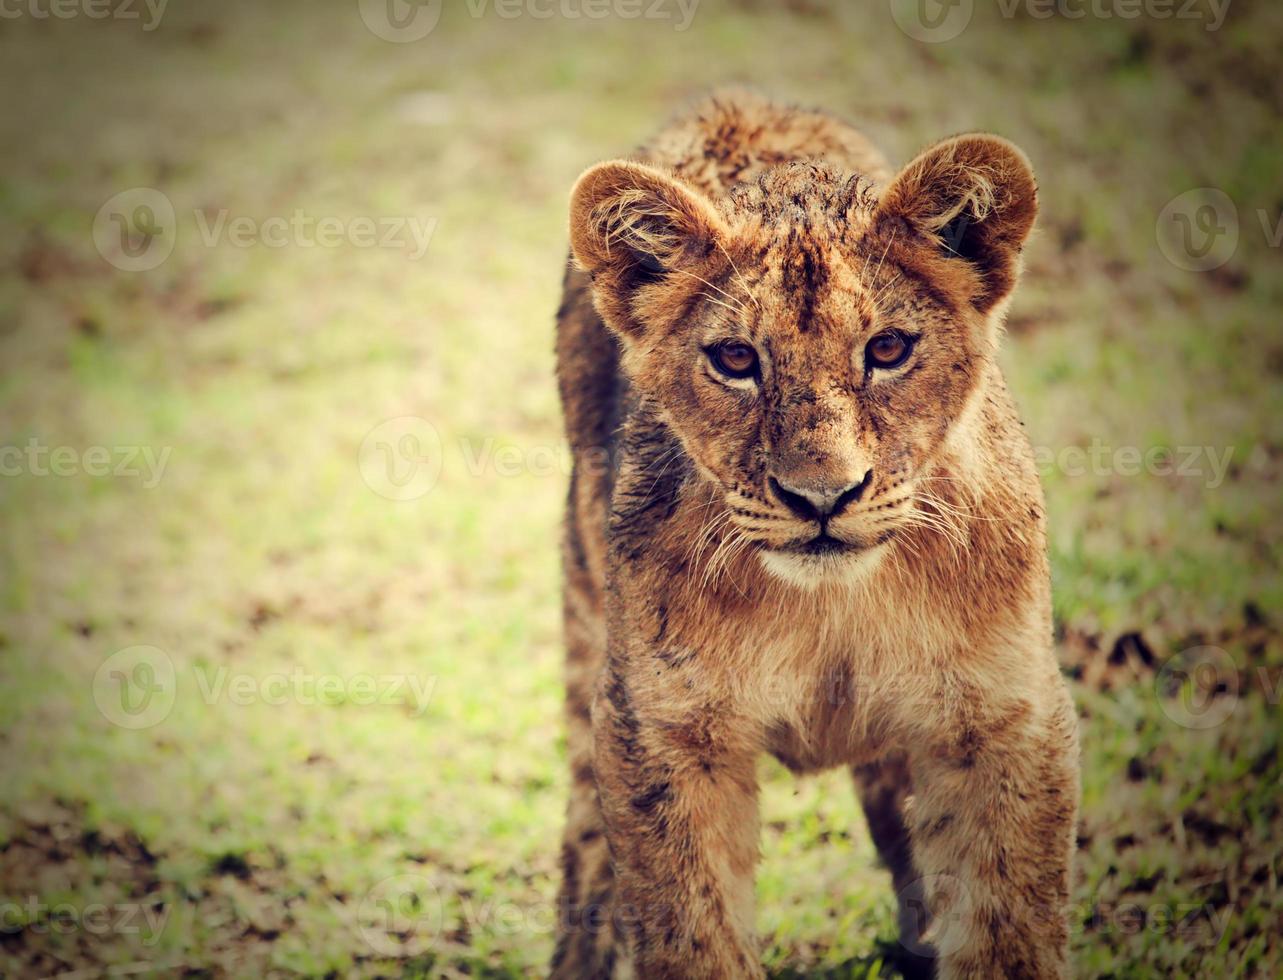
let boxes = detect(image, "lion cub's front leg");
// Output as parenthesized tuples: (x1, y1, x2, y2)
(901, 666, 1079, 979)
(591, 650, 764, 978)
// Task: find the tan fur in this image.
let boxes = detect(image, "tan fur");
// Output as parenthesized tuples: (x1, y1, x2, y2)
(552, 89, 1079, 979)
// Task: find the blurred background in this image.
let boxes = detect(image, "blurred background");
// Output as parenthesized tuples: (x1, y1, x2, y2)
(1, 0, 1280, 976)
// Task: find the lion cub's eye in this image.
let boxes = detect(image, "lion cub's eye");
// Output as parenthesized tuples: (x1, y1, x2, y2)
(707, 341, 760, 380)
(865, 330, 915, 370)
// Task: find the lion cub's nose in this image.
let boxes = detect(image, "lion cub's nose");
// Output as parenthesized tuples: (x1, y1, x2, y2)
(769, 471, 873, 521)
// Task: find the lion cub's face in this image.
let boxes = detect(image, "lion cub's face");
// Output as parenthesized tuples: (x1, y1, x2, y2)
(570, 137, 1037, 585)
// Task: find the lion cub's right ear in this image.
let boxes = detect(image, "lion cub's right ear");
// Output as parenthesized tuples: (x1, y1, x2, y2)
(875, 135, 1038, 317)
(569, 161, 729, 340)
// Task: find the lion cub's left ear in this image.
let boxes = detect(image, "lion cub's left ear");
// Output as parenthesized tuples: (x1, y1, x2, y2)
(876, 135, 1038, 315)
(568, 160, 730, 340)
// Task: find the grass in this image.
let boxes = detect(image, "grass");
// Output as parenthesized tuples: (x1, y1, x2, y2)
(0, 0, 1280, 976)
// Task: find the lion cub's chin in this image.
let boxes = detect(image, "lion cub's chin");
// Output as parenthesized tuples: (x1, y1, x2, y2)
(758, 541, 888, 590)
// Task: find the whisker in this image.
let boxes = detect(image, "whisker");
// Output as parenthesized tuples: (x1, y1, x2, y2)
(699, 526, 734, 594)
(871, 272, 903, 305)
(920, 494, 995, 524)
(670, 269, 747, 315)
(898, 510, 967, 557)
(695, 291, 748, 320)
(714, 239, 762, 314)
(868, 234, 895, 287)
(720, 532, 755, 598)
(684, 500, 730, 576)
(640, 444, 686, 498)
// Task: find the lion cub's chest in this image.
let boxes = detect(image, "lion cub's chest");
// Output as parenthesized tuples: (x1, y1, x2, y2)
(761, 667, 878, 774)
(735, 599, 914, 775)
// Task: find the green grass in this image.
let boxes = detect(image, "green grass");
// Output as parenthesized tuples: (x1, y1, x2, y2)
(1, 0, 1281, 976)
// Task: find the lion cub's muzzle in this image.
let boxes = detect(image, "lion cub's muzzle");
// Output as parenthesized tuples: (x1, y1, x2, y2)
(763, 468, 879, 558)
(768, 470, 873, 522)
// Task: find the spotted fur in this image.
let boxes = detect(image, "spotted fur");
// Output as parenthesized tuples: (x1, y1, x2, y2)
(552, 90, 1079, 979)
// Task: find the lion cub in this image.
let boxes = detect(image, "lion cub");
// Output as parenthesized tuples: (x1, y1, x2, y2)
(552, 91, 1079, 979)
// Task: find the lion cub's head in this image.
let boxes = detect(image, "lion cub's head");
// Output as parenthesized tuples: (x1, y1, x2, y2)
(569, 136, 1037, 586)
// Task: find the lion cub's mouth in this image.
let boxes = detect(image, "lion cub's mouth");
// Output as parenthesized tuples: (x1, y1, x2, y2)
(775, 531, 861, 557)
(764, 525, 899, 560)
(758, 529, 890, 587)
